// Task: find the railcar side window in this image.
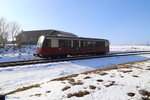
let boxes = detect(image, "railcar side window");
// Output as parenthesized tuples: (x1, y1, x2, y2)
(96, 41, 105, 47)
(73, 40, 79, 47)
(81, 41, 87, 47)
(91, 41, 96, 47)
(59, 40, 71, 47)
(81, 41, 93, 47)
(87, 41, 92, 47)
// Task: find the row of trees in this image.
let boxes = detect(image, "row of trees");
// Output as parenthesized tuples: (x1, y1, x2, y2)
(0, 17, 21, 47)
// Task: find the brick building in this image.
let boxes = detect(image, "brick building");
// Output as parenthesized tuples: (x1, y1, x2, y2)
(16, 29, 78, 45)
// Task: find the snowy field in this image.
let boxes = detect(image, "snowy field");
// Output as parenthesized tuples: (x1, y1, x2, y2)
(6, 60, 150, 100)
(0, 45, 150, 100)
(110, 45, 150, 53)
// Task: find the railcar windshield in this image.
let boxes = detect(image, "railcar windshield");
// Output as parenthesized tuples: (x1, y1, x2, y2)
(37, 35, 45, 48)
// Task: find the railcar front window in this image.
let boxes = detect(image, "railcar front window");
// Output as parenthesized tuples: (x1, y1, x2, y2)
(37, 36, 45, 48)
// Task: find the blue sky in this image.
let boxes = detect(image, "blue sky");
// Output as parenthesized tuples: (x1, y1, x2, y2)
(0, 0, 150, 45)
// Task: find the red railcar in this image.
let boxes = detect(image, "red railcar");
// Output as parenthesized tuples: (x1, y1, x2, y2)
(34, 35, 109, 58)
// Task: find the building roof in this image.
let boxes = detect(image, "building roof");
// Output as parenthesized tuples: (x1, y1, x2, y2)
(17, 29, 78, 38)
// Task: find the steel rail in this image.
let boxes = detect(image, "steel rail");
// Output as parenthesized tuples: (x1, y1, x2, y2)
(0, 51, 150, 68)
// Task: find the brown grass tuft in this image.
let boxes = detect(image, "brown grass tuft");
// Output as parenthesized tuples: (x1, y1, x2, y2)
(62, 86, 71, 91)
(5, 84, 40, 95)
(139, 89, 150, 97)
(69, 80, 83, 86)
(51, 74, 78, 81)
(67, 78, 75, 83)
(127, 92, 135, 97)
(67, 90, 90, 98)
(97, 79, 103, 82)
(61, 82, 66, 84)
(89, 85, 96, 90)
(46, 91, 51, 93)
(84, 76, 91, 79)
(105, 81, 116, 87)
(96, 71, 108, 76)
(119, 70, 133, 73)
(66, 78, 83, 86)
(132, 75, 139, 77)
(141, 97, 150, 100)
(30, 93, 41, 97)
(146, 68, 150, 70)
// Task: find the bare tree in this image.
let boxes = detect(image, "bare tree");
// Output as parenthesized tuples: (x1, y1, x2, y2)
(0, 17, 9, 47)
(9, 21, 21, 45)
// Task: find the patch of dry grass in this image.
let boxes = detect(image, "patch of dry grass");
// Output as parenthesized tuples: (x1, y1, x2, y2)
(127, 92, 135, 97)
(105, 81, 116, 87)
(69, 80, 83, 86)
(67, 78, 75, 83)
(62, 86, 71, 91)
(51, 74, 78, 81)
(67, 90, 90, 98)
(141, 97, 150, 100)
(146, 67, 150, 70)
(89, 85, 96, 90)
(97, 79, 103, 82)
(65, 78, 84, 86)
(139, 89, 150, 100)
(119, 70, 133, 73)
(96, 71, 108, 75)
(30, 93, 41, 97)
(132, 75, 139, 77)
(139, 89, 150, 97)
(84, 76, 91, 79)
(5, 84, 40, 95)
(46, 91, 51, 93)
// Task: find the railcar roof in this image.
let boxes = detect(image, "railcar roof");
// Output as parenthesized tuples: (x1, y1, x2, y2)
(45, 35, 109, 41)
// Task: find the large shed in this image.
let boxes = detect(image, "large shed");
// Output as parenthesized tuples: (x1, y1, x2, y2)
(16, 29, 78, 45)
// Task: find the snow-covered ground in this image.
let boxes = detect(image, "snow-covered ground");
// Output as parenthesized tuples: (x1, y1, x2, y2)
(0, 45, 150, 100)
(6, 60, 150, 100)
(110, 45, 150, 53)
(0, 45, 38, 62)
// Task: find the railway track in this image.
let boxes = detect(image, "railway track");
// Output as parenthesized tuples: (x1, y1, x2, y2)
(0, 51, 150, 68)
